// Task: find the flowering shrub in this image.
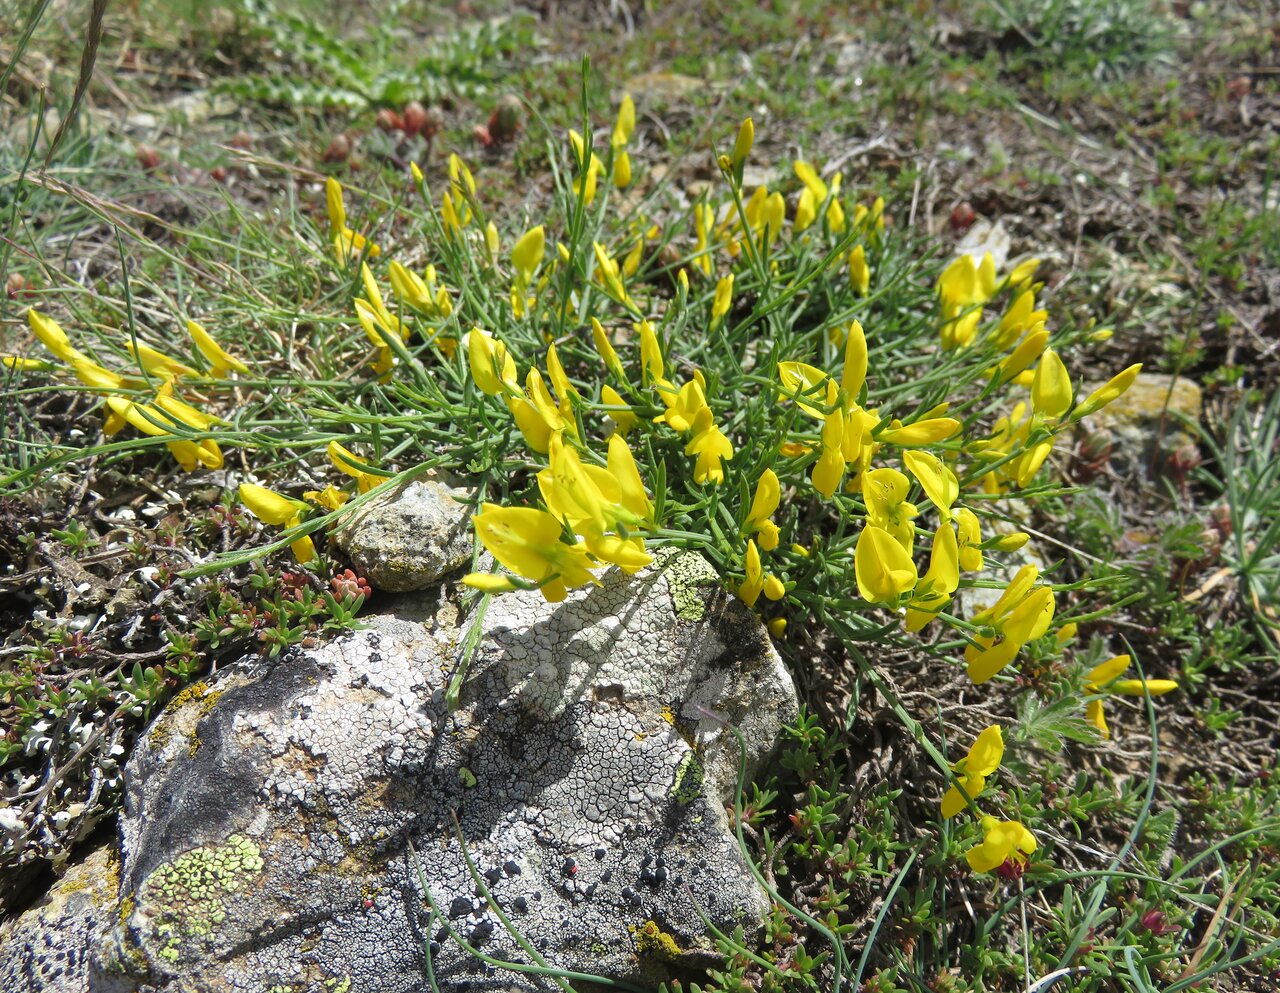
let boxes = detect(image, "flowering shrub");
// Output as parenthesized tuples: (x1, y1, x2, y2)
(7, 97, 1172, 879)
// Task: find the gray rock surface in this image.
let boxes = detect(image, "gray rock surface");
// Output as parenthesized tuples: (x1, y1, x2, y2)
(0, 844, 118, 993)
(1, 551, 797, 993)
(331, 476, 473, 592)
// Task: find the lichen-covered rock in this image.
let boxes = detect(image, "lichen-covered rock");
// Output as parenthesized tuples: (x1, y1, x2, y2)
(0, 843, 119, 993)
(330, 475, 472, 592)
(1076, 372, 1202, 481)
(7, 552, 794, 993)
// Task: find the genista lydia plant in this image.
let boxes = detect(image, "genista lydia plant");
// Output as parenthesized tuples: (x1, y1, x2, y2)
(7, 85, 1172, 885)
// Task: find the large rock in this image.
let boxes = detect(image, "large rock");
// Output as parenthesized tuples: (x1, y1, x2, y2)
(1, 552, 797, 992)
(330, 475, 473, 592)
(1075, 372, 1202, 481)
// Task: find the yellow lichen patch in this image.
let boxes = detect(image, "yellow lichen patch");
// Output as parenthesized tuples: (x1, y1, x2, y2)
(148, 682, 223, 755)
(659, 705, 676, 725)
(634, 919, 683, 960)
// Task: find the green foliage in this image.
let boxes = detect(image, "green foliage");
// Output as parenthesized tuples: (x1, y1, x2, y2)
(222, 0, 534, 110)
(981, 0, 1177, 80)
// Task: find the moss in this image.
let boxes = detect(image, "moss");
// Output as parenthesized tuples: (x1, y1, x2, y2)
(139, 833, 265, 963)
(634, 919, 683, 960)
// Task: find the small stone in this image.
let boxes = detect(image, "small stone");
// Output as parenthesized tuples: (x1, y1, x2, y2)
(331, 476, 472, 592)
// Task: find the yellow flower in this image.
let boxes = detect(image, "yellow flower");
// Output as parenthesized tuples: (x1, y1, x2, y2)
(738, 538, 765, 608)
(940, 725, 1003, 818)
(448, 153, 476, 223)
(304, 484, 350, 511)
(686, 406, 733, 485)
(994, 326, 1049, 385)
(608, 433, 654, 525)
(778, 361, 839, 420)
(569, 130, 604, 205)
(637, 319, 664, 385)
(600, 385, 637, 435)
(745, 468, 781, 551)
(965, 565, 1056, 684)
(471, 502, 599, 603)
(187, 320, 250, 377)
(996, 287, 1047, 347)
(763, 192, 785, 243)
(611, 94, 635, 188)
(512, 224, 546, 277)
(848, 244, 870, 296)
(462, 573, 522, 594)
(904, 522, 959, 633)
(877, 417, 961, 446)
(328, 441, 381, 493)
(239, 482, 315, 563)
(106, 392, 223, 471)
(903, 450, 959, 521)
(1, 355, 52, 372)
(591, 318, 626, 381)
(693, 203, 714, 276)
(593, 241, 635, 310)
(1084, 654, 1178, 739)
(1072, 363, 1142, 420)
(485, 221, 500, 264)
(326, 177, 380, 264)
(861, 467, 918, 553)
(811, 410, 845, 498)
(72, 358, 127, 390)
(466, 328, 518, 397)
(854, 524, 918, 604)
(388, 261, 438, 315)
(965, 816, 1036, 874)
(127, 341, 198, 380)
(794, 188, 817, 233)
(654, 378, 707, 434)
(29, 310, 88, 365)
(711, 274, 734, 326)
(1031, 348, 1073, 421)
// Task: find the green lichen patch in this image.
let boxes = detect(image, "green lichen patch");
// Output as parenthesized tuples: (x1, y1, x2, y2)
(662, 550, 719, 622)
(138, 834, 265, 963)
(671, 751, 704, 806)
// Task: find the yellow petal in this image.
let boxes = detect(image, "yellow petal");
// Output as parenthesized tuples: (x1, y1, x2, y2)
(1074, 363, 1142, 420)
(841, 320, 868, 400)
(1112, 678, 1178, 697)
(187, 319, 250, 376)
(1086, 699, 1110, 739)
(778, 361, 837, 420)
(463, 573, 520, 594)
(512, 225, 546, 280)
(747, 469, 780, 526)
(965, 636, 1021, 685)
(239, 482, 307, 527)
(877, 417, 961, 446)
(967, 725, 1004, 776)
(854, 525, 918, 604)
(466, 328, 518, 396)
(1086, 654, 1131, 687)
(1031, 348, 1073, 420)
